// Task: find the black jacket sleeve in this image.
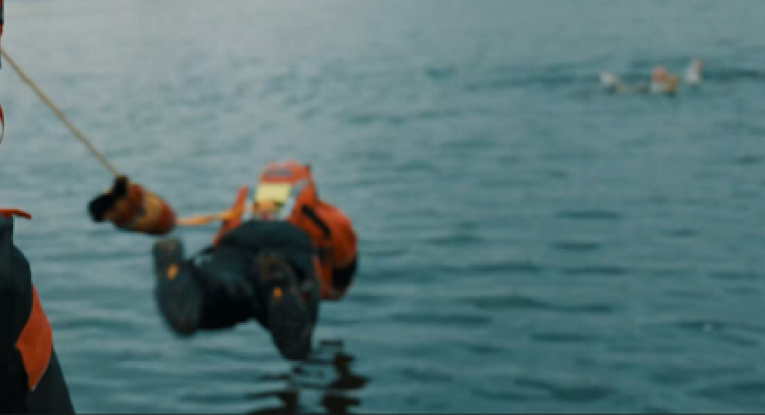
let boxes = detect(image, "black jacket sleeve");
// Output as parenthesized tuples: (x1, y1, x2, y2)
(0, 216, 32, 412)
(0, 217, 75, 413)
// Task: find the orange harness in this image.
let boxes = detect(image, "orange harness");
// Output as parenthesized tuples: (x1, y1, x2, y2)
(289, 201, 356, 300)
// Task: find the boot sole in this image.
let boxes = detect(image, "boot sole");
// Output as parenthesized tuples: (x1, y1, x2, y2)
(152, 238, 202, 335)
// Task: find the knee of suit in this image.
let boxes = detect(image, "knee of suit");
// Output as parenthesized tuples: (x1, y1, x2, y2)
(154, 282, 201, 336)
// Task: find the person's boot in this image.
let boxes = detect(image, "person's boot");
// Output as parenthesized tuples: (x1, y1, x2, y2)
(254, 251, 312, 361)
(152, 237, 202, 336)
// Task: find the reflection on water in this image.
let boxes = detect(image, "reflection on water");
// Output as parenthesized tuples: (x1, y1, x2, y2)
(248, 340, 368, 414)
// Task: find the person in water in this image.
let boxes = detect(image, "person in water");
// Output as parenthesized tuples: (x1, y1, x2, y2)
(600, 59, 702, 95)
(0, 1, 76, 411)
(88, 160, 358, 361)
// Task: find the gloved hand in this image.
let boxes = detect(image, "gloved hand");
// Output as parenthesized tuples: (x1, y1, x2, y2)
(88, 176, 177, 235)
(88, 175, 133, 223)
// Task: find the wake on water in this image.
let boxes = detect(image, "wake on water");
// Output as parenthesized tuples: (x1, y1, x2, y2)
(247, 340, 368, 414)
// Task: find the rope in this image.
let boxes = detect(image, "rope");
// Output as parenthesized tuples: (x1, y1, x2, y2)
(1, 48, 120, 176)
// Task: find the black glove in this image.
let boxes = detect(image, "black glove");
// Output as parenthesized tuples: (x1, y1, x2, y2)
(88, 176, 129, 222)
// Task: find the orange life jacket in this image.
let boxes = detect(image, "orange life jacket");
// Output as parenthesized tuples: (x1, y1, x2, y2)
(216, 161, 358, 299)
(254, 161, 357, 299)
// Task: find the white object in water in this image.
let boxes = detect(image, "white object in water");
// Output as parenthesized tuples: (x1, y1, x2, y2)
(685, 59, 703, 85)
(599, 71, 619, 88)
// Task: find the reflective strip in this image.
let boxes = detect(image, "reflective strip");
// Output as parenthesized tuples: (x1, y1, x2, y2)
(277, 179, 307, 220)
(254, 183, 292, 205)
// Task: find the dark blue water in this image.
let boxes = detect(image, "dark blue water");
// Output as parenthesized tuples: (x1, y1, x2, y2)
(2, 0, 765, 412)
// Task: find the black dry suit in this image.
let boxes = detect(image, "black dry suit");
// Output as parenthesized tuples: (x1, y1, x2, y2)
(0, 216, 74, 413)
(153, 219, 321, 361)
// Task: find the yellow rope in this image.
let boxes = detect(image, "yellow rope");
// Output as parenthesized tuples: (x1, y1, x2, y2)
(1, 48, 120, 177)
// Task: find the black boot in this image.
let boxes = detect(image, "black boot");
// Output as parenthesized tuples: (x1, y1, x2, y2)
(254, 251, 313, 361)
(152, 237, 202, 336)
